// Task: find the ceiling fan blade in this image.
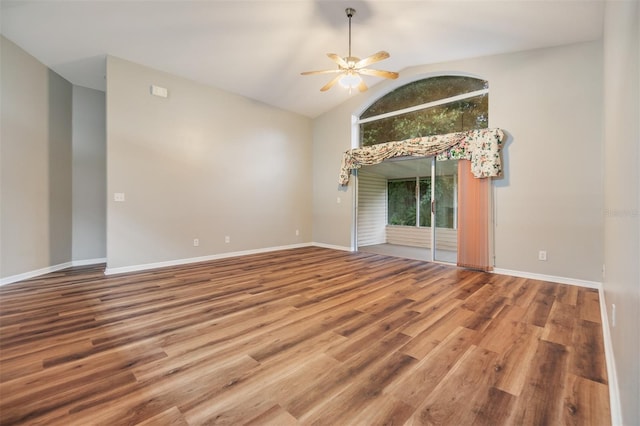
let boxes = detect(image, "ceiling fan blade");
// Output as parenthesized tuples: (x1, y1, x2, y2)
(301, 69, 343, 76)
(320, 74, 343, 92)
(355, 51, 390, 68)
(327, 53, 349, 68)
(358, 68, 399, 79)
(357, 80, 368, 92)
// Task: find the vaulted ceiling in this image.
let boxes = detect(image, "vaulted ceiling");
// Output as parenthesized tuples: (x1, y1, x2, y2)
(1, 0, 604, 118)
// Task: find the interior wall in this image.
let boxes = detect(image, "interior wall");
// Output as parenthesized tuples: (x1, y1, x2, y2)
(106, 56, 313, 270)
(602, 1, 640, 424)
(311, 104, 356, 250)
(0, 36, 73, 279)
(72, 85, 106, 262)
(312, 41, 604, 283)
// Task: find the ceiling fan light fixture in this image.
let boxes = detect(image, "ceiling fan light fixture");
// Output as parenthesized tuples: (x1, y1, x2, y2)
(339, 72, 362, 89)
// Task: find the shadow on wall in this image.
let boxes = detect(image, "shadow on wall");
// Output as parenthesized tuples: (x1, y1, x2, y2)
(492, 129, 513, 189)
(47, 70, 73, 266)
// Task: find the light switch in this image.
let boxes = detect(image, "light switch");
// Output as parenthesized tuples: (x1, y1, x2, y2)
(114, 193, 125, 202)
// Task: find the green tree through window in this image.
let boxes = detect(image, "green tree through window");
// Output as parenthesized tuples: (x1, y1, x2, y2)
(360, 76, 488, 147)
(387, 175, 457, 228)
(387, 180, 416, 226)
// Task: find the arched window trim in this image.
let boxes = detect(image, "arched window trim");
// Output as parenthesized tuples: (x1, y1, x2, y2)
(352, 71, 487, 119)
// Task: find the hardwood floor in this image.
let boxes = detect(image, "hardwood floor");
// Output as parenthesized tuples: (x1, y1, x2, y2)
(0, 247, 610, 425)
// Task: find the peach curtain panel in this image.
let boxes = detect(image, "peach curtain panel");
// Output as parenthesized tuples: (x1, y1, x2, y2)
(457, 160, 492, 271)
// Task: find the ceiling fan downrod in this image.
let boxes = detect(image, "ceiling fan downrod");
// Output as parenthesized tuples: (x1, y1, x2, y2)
(346, 8, 355, 59)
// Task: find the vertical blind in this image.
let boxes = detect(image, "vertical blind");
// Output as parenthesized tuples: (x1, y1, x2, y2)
(457, 160, 492, 271)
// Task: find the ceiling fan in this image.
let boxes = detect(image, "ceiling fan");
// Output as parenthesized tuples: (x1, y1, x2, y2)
(301, 7, 399, 92)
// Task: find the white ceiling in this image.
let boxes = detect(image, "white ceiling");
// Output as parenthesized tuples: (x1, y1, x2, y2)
(1, 0, 604, 118)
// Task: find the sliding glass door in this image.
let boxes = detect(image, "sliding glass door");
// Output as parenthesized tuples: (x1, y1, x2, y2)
(356, 157, 462, 265)
(433, 159, 458, 263)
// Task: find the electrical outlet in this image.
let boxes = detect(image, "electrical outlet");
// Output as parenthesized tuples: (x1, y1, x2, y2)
(225, 236, 230, 243)
(538, 250, 547, 261)
(295, 229, 299, 236)
(193, 238, 199, 247)
(114, 192, 125, 202)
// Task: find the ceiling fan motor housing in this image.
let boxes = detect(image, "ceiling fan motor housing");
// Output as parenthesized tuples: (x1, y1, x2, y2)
(345, 56, 360, 68)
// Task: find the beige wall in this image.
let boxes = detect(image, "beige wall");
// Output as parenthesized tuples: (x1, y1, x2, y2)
(0, 36, 73, 279)
(312, 104, 356, 249)
(106, 56, 313, 270)
(602, 1, 640, 424)
(72, 86, 106, 262)
(312, 41, 604, 283)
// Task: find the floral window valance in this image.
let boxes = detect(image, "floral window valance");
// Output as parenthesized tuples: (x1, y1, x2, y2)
(338, 128, 505, 185)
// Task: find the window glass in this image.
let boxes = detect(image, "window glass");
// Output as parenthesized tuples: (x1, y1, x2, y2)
(419, 178, 431, 227)
(361, 94, 488, 146)
(360, 76, 488, 147)
(361, 76, 487, 119)
(434, 174, 456, 228)
(387, 175, 457, 229)
(387, 180, 416, 226)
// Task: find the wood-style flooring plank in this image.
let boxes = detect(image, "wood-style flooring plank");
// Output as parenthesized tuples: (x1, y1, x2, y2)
(476, 304, 543, 396)
(542, 300, 578, 346)
(389, 325, 478, 407)
(404, 344, 499, 425)
(0, 247, 611, 425)
(299, 351, 417, 425)
(506, 339, 570, 425)
(561, 373, 611, 426)
(570, 318, 608, 384)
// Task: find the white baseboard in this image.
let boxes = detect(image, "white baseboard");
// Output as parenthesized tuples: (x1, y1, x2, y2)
(597, 289, 623, 426)
(3, 245, 349, 283)
(311, 242, 353, 252)
(72, 257, 107, 267)
(0, 262, 72, 286)
(493, 268, 601, 289)
(0, 258, 108, 287)
(104, 243, 314, 275)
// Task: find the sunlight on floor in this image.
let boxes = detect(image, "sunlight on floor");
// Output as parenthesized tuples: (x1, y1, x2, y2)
(358, 243, 457, 264)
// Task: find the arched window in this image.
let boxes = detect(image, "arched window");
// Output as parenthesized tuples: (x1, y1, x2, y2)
(359, 76, 488, 147)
